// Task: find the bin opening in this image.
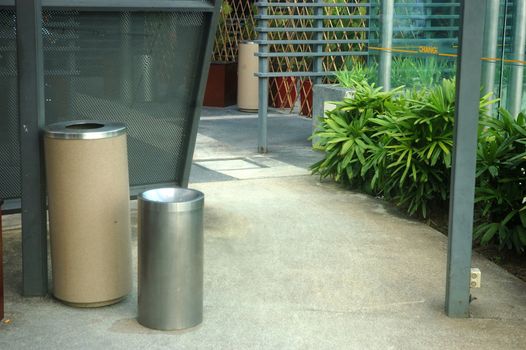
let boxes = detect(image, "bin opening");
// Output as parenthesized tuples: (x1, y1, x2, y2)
(141, 188, 202, 204)
(66, 123, 105, 130)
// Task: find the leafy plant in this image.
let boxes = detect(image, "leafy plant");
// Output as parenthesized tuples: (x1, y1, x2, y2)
(312, 77, 526, 253)
(335, 61, 378, 88)
(312, 79, 497, 217)
(391, 56, 454, 90)
(474, 108, 526, 252)
(335, 56, 454, 91)
(370, 80, 457, 217)
(310, 80, 402, 191)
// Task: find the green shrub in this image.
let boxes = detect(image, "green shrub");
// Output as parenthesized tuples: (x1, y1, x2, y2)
(311, 80, 526, 253)
(334, 61, 378, 88)
(370, 79, 457, 217)
(311, 78, 526, 253)
(335, 57, 454, 90)
(391, 56, 454, 90)
(310, 80, 402, 191)
(313, 79, 494, 218)
(474, 108, 526, 252)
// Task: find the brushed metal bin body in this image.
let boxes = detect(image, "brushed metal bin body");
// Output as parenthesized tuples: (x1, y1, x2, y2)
(44, 120, 132, 307)
(138, 188, 204, 331)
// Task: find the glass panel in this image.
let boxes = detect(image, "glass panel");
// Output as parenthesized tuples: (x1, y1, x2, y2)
(390, 0, 458, 89)
(494, 1, 526, 116)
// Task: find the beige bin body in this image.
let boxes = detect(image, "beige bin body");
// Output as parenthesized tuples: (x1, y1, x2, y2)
(44, 121, 132, 307)
(237, 41, 259, 112)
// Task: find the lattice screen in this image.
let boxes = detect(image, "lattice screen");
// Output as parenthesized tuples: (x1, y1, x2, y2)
(212, 0, 257, 62)
(267, 0, 370, 116)
(212, 0, 370, 117)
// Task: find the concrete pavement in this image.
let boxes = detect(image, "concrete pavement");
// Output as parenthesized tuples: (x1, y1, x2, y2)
(0, 108, 525, 349)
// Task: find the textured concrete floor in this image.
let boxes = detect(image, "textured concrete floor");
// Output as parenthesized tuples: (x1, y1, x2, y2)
(1, 110, 525, 349)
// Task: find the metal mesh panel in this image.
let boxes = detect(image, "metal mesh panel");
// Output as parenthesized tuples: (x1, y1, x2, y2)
(42, 10, 207, 187)
(0, 9, 20, 199)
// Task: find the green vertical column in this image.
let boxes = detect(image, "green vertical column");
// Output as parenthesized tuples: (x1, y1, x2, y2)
(181, 2, 222, 187)
(379, 0, 393, 91)
(16, 0, 48, 296)
(257, 2, 269, 153)
(482, 0, 500, 100)
(508, 0, 526, 117)
(445, 0, 486, 318)
(313, 0, 323, 86)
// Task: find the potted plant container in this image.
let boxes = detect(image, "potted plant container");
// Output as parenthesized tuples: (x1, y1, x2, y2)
(204, 61, 238, 107)
(312, 84, 353, 147)
(204, 1, 238, 107)
(270, 76, 297, 108)
(300, 78, 313, 116)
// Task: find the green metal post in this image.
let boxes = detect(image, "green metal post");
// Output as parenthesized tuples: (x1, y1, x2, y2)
(313, 0, 323, 86)
(445, 0, 486, 318)
(379, 0, 393, 91)
(425, 0, 432, 40)
(16, 0, 48, 296)
(258, 2, 269, 153)
(508, 0, 526, 117)
(448, 0, 456, 39)
(482, 0, 500, 100)
(181, 1, 222, 187)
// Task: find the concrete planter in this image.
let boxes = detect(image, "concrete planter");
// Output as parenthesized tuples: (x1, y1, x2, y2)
(312, 84, 353, 147)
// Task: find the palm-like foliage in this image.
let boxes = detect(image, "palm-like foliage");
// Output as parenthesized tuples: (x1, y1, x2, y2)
(334, 61, 378, 88)
(311, 79, 526, 253)
(313, 79, 494, 218)
(371, 81, 456, 216)
(474, 109, 526, 252)
(311, 81, 401, 192)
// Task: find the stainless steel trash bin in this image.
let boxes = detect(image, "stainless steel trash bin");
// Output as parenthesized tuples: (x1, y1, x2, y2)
(138, 187, 204, 331)
(44, 120, 132, 307)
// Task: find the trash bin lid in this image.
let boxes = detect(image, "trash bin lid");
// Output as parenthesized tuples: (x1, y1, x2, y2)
(138, 187, 204, 212)
(44, 120, 126, 140)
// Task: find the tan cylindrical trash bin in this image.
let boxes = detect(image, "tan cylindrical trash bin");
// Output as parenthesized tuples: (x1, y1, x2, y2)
(237, 41, 259, 112)
(44, 120, 132, 307)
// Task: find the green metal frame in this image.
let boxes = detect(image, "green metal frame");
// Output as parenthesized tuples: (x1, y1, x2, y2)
(446, 0, 486, 318)
(379, 0, 393, 91)
(508, 0, 526, 117)
(482, 0, 500, 97)
(255, 0, 371, 153)
(16, 0, 48, 297)
(7, 0, 221, 296)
